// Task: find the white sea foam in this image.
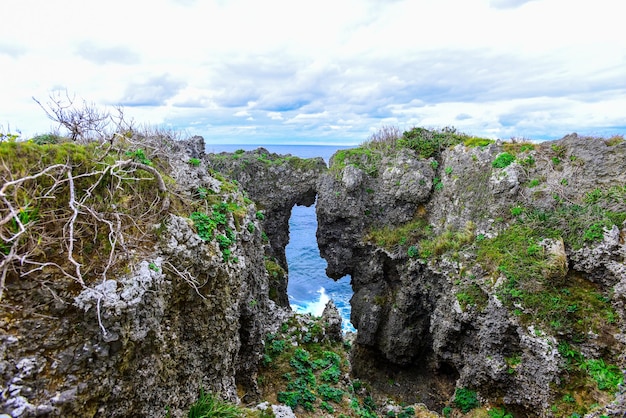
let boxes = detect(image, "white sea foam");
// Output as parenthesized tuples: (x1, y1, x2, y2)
(291, 287, 330, 317)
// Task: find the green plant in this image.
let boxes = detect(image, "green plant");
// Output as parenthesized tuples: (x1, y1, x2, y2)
(433, 177, 443, 191)
(456, 284, 488, 311)
(399, 126, 466, 159)
(188, 389, 243, 418)
(464, 137, 495, 148)
(492, 152, 515, 168)
(518, 154, 536, 167)
(317, 384, 344, 402)
(445, 166, 453, 175)
(454, 388, 480, 413)
(488, 407, 513, 418)
(31, 133, 61, 145)
(581, 358, 623, 392)
(442, 406, 452, 417)
(188, 157, 201, 167)
(148, 262, 160, 272)
(605, 135, 624, 146)
(430, 160, 439, 169)
(505, 355, 522, 374)
(256, 211, 265, 221)
(552, 157, 561, 165)
(407, 246, 418, 258)
(529, 179, 540, 188)
(125, 148, 152, 165)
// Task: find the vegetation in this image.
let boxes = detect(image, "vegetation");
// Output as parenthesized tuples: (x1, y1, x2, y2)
(188, 389, 244, 418)
(453, 388, 480, 413)
(491, 152, 515, 168)
(397, 126, 468, 159)
(330, 126, 492, 177)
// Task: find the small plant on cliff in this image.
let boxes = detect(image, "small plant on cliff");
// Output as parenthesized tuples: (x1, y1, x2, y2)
(454, 388, 480, 413)
(580, 359, 623, 392)
(492, 152, 515, 168)
(125, 148, 153, 165)
(188, 389, 243, 418)
(188, 157, 201, 167)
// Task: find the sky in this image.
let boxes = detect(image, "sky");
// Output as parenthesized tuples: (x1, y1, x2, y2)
(1, 0, 625, 145)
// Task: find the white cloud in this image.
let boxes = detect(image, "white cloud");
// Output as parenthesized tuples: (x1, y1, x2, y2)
(1, 0, 625, 143)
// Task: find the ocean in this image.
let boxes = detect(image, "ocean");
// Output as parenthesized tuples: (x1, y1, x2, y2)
(205, 144, 356, 332)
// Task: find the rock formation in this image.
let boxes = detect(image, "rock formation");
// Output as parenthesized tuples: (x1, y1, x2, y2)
(316, 133, 626, 414)
(207, 148, 327, 306)
(0, 137, 283, 417)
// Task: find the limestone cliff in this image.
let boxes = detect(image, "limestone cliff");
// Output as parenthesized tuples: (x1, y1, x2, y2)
(0, 136, 282, 417)
(316, 132, 626, 415)
(207, 148, 327, 306)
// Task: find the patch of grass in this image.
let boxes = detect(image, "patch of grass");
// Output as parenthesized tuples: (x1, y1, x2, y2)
(417, 222, 475, 260)
(330, 147, 380, 177)
(464, 137, 495, 148)
(604, 135, 624, 146)
(364, 217, 429, 251)
(188, 389, 243, 418)
(503, 141, 535, 154)
(456, 283, 488, 312)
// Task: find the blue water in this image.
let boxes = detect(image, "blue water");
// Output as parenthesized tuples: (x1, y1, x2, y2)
(205, 144, 355, 332)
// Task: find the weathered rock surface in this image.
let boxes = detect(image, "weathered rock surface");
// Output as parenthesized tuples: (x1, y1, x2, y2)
(0, 137, 284, 417)
(207, 148, 327, 306)
(316, 134, 626, 414)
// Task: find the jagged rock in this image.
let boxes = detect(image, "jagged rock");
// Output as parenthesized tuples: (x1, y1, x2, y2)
(316, 134, 626, 414)
(321, 300, 343, 342)
(0, 136, 283, 417)
(207, 148, 327, 306)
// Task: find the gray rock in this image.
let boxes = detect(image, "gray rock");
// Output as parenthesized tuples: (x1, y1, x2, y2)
(315, 134, 626, 414)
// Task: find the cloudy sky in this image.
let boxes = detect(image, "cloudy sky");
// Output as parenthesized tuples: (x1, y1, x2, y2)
(1, 0, 625, 145)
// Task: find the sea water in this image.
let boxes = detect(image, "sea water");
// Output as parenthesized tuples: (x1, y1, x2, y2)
(205, 143, 355, 332)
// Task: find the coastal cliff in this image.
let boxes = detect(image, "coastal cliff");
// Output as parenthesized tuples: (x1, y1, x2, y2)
(207, 148, 327, 307)
(2, 128, 625, 417)
(0, 136, 282, 416)
(316, 130, 626, 415)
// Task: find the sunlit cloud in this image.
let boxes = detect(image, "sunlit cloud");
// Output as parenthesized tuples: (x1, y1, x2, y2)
(0, 0, 625, 143)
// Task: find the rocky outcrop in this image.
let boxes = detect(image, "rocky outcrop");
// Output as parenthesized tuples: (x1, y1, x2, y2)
(316, 134, 626, 414)
(207, 148, 327, 306)
(0, 137, 282, 417)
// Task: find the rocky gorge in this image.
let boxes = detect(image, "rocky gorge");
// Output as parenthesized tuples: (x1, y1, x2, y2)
(1, 129, 625, 417)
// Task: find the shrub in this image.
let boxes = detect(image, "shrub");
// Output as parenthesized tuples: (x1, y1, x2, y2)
(492, 152, 515, 168)
(454, 388, 480, 413)
(188, 158, 201, 167)
(398, 126, 466, 159)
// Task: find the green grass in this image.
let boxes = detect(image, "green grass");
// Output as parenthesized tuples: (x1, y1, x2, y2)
(188, 389, 243, 418)
(364, 217, 429, 251)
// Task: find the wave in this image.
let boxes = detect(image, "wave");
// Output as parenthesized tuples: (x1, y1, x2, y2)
(291, 287, 330, 316)
(290, 287, 356, 333)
